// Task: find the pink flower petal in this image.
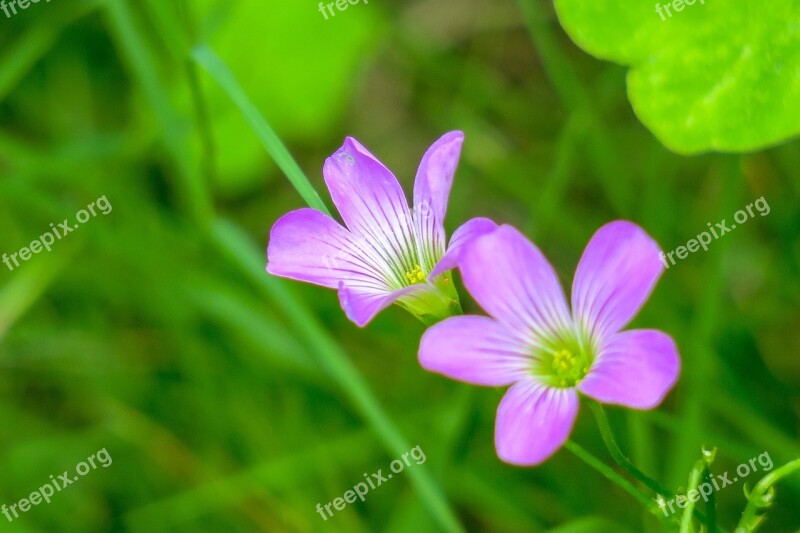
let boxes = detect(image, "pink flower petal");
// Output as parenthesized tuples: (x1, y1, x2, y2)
(578, 329, 680, 409)
(412, 131, 464, 270)
(495, 381, 579, 466)
(429, 217, 499, 279)
(267, 208, 389, 291)
(338, 284, 416, 328)
(323, 138, 416, 285)
(419, 316, 531, 386)
(460, 225, 572, 339)
(571, 221, 664, 340)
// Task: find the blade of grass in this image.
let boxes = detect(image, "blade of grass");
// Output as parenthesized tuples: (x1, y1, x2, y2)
(209, 219, 463, 533)
(191, 45, 330, 215)
(187, 42, 459, 528)
(667, 158, 743, 482)
(711, 392, 800, 477)
(123, 423, 380, 531)
(0, 241, 77, 340)
(105, 10, 458, 526)
(0, 0, 102, 100)
(514, 0, 631, 215)
(104, 0, 213, 224)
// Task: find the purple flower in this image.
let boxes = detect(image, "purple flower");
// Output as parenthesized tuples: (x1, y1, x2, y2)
(418, 222, 680, 466)
(267, 132, 497, 327)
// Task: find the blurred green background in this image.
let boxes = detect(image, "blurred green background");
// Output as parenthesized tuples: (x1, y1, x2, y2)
(0, 0, 798, 531)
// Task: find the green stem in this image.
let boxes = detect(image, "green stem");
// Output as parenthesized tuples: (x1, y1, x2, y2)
(589, 402, 722, 532)
(179, 1, 216, 189)
(703, 464, 718, 532)
(564, 440, 676, 530)
(589, 401, 673, 496)
(736, 458, 800, 533)
(679, 459, 706, 533)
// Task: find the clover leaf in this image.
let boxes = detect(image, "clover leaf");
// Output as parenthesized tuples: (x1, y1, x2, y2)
(553, 0, 800, 154)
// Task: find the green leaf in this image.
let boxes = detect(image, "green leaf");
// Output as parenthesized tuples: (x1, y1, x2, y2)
(553, 0, 800, 154)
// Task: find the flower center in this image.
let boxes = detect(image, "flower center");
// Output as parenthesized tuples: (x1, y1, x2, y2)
(532, 332, 595, 389)
(549, 348, 590, 388)
(404, 265, 425, 285)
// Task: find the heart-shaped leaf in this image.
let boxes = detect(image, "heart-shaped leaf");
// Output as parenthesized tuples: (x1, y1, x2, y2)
(553, 0, 800, 154)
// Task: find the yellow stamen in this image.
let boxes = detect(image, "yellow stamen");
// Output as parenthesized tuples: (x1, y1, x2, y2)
(549, 348, 590, 388)
(405, 265, 425, 285)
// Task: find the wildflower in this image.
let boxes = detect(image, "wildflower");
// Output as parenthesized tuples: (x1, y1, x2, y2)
(419, 222, 680, 465)
(267, 132, 497, 327)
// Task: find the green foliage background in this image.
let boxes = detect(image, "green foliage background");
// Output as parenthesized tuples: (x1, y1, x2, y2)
(0, 0, 798, 531)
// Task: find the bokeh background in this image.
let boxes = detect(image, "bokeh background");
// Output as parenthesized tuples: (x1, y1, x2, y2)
(0, 0, 798, 531)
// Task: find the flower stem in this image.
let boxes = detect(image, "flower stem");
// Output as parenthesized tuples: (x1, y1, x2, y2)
(736, 458, 800, 532)
(588, 401, 723, 531)
(588, 401, 673, 495)
(564, 440, 676, 529)
(679, 459, 706, 533)
(703, 460, 718, 532)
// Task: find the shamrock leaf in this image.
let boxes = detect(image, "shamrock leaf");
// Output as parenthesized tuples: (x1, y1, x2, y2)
(553, 0, 800, 154)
